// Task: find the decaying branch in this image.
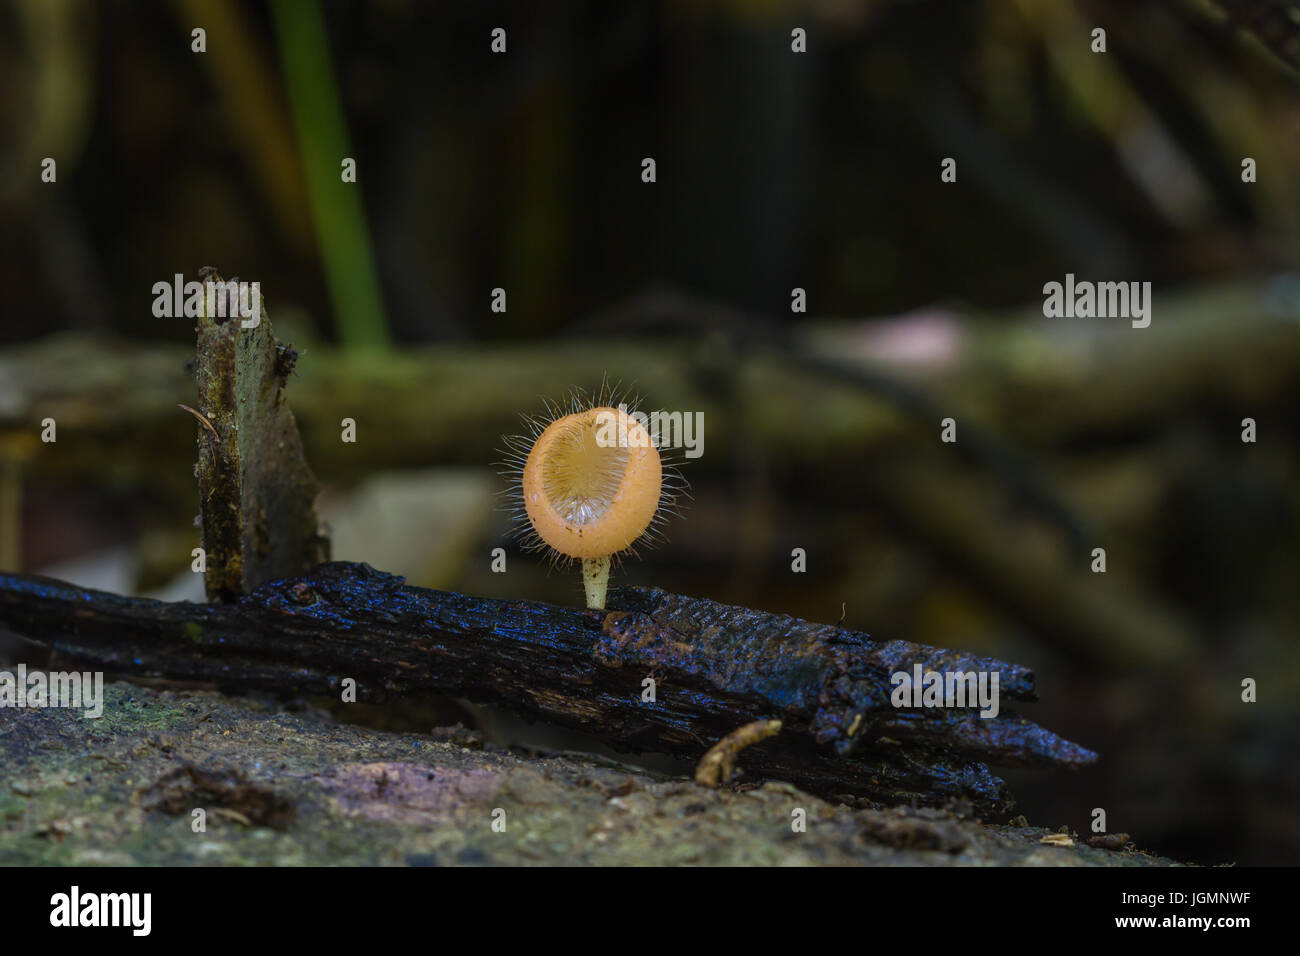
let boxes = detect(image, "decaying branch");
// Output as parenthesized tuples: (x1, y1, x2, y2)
(193, 267, 328, 601)
(0, 563, 1095, 818)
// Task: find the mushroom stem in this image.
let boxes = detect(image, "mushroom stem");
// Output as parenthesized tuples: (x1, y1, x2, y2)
(582, 555, 611, 609)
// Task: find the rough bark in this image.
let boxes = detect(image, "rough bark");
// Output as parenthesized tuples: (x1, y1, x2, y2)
(192, 267, 328, 600)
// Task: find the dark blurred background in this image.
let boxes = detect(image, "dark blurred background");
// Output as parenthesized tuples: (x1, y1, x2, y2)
(1, 0, 1298, 864)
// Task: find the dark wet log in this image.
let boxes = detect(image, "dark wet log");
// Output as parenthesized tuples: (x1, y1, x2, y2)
(0, 562, 1095, 818)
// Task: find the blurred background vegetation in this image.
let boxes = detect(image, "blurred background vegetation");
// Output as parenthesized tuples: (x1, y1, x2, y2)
(1, 0, 1298, 864)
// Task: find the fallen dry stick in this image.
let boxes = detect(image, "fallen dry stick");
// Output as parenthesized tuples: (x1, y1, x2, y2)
(695, 719, 783, 787)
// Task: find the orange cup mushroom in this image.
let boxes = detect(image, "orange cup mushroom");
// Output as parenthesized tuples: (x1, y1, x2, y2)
(505, 399, 678, 608)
